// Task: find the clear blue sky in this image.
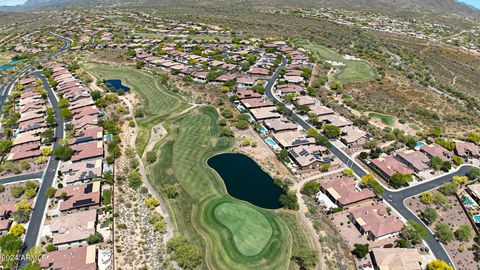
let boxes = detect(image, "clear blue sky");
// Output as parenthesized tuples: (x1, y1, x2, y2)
(457, 0, 480, 9)
(0, 0, 26, 6)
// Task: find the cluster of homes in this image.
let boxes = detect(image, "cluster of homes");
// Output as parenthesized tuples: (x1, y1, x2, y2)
(316, 175, 429, 269)
(370, 141, 479, 183)
(7, 76, 49, 162)
(36, 62, 108, 270)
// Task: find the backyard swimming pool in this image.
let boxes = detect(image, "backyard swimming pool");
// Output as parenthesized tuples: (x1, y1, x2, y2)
(465, 196, 475, 207)
(415, 141, 426, 148)
(474, 215, 480, 223)
(265, 138, 279, 149)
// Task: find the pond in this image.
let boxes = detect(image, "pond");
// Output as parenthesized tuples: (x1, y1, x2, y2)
(208, 153, 285, 209)
(0, 58, 19, 70)
(104, 79, 130, 93)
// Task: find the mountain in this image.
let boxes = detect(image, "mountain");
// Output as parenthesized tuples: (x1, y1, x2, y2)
(5, 0, 480, 18)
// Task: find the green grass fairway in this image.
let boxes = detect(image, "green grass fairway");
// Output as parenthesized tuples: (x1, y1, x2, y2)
(85, 63, 314, 269)
(368, 112, 396, 126)
(147, 106, 313, 269)
(294, 38, 377, 84)
(214, 202, 273, 256)
(83, 63, 190, 155)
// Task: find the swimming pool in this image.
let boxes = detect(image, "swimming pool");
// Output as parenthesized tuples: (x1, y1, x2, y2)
(265, 138, 279, 148)
(415, 141, 426, 148)
(473, 215, 480, 223)
(259, 126, 267, 133)
(464, 196, 475, 206)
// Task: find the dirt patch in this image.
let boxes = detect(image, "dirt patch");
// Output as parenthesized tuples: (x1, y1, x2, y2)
(143, 123, 167, 156)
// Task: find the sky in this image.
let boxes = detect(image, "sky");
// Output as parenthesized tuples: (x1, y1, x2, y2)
(457, 0, 480, 8)
(0, 0, 26, 6)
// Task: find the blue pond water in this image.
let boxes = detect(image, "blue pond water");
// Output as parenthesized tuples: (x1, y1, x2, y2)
(0, 58, 19, 70)
(104, 79, 130, 92)
(208, 153, 285, 209)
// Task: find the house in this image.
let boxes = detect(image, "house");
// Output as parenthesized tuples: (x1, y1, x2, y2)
(13, 128, 45, 146)
(19, 77, 37, 86)
(71, 141, 104, 162)
(45, 209, 97, 246)
(263, 118, 298, 133)
(236, 89, 262, 100)
(60, 159, 103, 184)
(321, 177, 375, 207)
(295, 96, 316, 106)
(455, 141, 480, 159)
(348, 203, 404, 240)
(319, 114, 353, 128)
(271, 130, 316, 148)
(214, 74, 237, 83)
(55, 182, 101, 212)
(0, 219, 11, 234)
(340, 126, 367, 147)
(68, 127, 103, 145)
(308, 105, 334, 117)
(73, 115, 99, 130)
(288, 144, 331, 171)
(249, 107, 282, 121)
(240, 98, 274, 109)
(395, 150, 430, 173)
(420, 143, 453, 162)
(370, 248, 422, 270)
(192, 71, 209, 83)
(467, 184, 480, 202)
(283, 75, 304, 85)
(236, 76, 257, 88)
(371, 155, 414, 178)
(276, 84, 303, 94)
(39, 245, 97, 270)
(247, 67, 269, 77)
(72, 106, 99, 120)
(0, 203, 16, 219)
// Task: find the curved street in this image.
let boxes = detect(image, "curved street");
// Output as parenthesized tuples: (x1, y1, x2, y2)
(264, 54, 479, 267)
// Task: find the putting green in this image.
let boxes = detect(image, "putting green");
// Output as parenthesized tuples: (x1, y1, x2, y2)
(293, 38, 377, 84)
(214, 202, 273, 256)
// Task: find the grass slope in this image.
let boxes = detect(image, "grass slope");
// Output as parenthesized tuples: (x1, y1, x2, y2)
(214, 202, 273, 256)
(368, 111, 396, 126)
(83, 63, 190, 155)
(147, 106, 313, 269)
(294, 38, 377, 84)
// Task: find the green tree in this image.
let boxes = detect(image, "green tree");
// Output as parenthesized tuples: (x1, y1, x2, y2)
(439, 182, 458, 196)
(128, 171, 142, 189)
(52, 145, 74, 161)
(430, 156, 444, 171)
(279, 191, 299, 210)
(300, 181, 320, 196)
(45, 187, 57, 198)
(166, 235, 202, 269)
(277, 149, 290, 163)
(402, 220, 428, 244)
(421, 207, 438, 224)
(57, 98, 70, 109)
(390, 173, 413, 188)
(452, 156, 464, 166)
(41, 128, 55, 143)
(146, 151, 157, 164)
(435, 223, 454, 243)
(352, 243, 369, 258)
(86, 232, 104, 244)
(163, 184, 178, 199)
(467, 167, 480, 180)
(291, 248, 318, 270)
(59, 108, 72, 121)
(323, 124, 341, 138)
(455, 225, 473, 242)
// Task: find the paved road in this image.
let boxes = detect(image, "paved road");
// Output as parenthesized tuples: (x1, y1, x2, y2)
(0, 171, 43, 185)
(265, 54, 480, 267)
(19, 71, 64, 264)
(16, 34, 70, 266)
